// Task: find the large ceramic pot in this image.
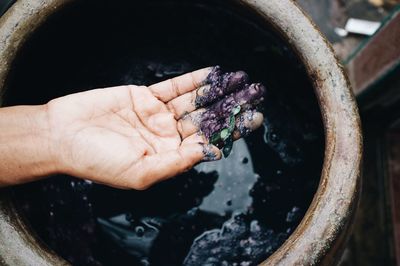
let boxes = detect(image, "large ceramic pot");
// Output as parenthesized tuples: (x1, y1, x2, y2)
(0, 0, 362, 265)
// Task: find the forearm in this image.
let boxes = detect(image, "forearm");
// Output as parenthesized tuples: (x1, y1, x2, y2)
(0, 105, 57, 187)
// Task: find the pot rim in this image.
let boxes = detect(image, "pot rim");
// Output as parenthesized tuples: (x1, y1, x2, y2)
(0, 0, 362, 265)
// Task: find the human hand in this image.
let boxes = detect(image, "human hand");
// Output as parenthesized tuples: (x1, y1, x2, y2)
(46, 67, 265, 190)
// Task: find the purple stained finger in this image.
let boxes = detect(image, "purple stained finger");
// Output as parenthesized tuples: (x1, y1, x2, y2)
(195, 66, 249, 108)
(199, 83, 266, 139)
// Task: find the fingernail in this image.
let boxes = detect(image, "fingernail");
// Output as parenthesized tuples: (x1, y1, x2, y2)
(236, 110, 264, 138)
(200, 143, 221, 162)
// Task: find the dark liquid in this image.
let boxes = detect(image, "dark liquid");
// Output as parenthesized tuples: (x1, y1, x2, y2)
(5, 1, 324, 265)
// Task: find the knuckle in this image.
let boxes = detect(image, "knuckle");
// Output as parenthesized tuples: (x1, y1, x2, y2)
(190, 72, 199, 88)
(169, 78, 180, 98)
(166, 101, 177, 115)
(177, 119, 185, 138)
(124, 84, 140, 94)
(125, 84, 137, 90)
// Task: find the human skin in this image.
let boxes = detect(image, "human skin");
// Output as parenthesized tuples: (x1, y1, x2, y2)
(0, 67, 264, 190)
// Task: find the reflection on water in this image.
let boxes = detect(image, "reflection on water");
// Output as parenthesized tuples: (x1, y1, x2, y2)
(196, 140, 256, 216)
(96, 140, 278, 265)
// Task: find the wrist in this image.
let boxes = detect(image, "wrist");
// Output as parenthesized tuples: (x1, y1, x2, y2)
(34, 104, 60, 176)
(0, 105, 60, 186)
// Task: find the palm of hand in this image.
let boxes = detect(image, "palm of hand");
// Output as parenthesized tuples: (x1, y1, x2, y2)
(46, 67, 264, 190)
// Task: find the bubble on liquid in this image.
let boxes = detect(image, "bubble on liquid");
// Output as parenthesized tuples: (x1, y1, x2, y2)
(263, 123, 269, 144)
(269, 132, 279, 142)
(211, 247, 221, 254)
(140, 259, 150, 266)
(187, 207, 199, 217)
(286, 206, 301, 223)
(206, 256, 219, 264)
(184, 214, 288, 265)
(250, 220, 261, 233)
(135, 226, 145, 237)
(244, 247, 252, 255)
(125, 213, 135, 223)
(265, 245, 273, 253)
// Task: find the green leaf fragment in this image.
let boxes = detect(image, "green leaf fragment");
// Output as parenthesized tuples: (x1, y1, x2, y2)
(220, 128, 230, 140)
(223, 136, 233, 157)
(210, 132, 221, 144)
(209, 105, 241, 158)
(232, 105, 241, 115)
(228, 114, 236, 133)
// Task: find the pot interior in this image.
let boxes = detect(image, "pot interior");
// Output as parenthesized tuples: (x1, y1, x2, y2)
(4, 0, 324, 265)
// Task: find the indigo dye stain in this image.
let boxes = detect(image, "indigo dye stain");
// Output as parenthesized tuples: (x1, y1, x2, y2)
(7, 0, 324, 265)
(195, 66, 249, 108)
(195, 67, 265, 158)
(199, 81, 266, 140)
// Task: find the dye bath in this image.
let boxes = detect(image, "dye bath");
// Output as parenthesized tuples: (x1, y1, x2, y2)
(5, 0, 324, 265)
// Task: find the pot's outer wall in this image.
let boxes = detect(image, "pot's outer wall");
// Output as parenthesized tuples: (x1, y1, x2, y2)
(240, 1, 362, 265)
(0, 0, 362, 265)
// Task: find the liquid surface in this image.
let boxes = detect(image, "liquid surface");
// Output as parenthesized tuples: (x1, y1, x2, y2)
(6, 1, 324, 265)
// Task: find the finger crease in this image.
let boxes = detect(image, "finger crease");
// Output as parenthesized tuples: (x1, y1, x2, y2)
(190, 72, 200, 89)
(169, 78, 180, 98)
(177, 120, 185, 140)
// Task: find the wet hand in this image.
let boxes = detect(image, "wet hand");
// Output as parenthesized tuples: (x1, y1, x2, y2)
(46, 67, 265, 189)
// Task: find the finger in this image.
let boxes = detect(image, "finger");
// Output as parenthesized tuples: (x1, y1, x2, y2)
(148, 67, 213, 102)
(182, 132, 208, 146)
(121, 143, 221, 190)
(177, 83, 265, 139)
(194, 69, 249, 108)
(231, 110, 264, 140)
(130, 85, 168, 116)
(177, 109, 205, 139)
(178, 108, 264, 142)
(167, 70, 249, 119)
(129, 86, 180, 138)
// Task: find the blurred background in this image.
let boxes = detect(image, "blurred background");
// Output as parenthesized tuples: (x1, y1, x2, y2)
(0, 0, 399, 265)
